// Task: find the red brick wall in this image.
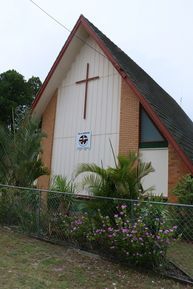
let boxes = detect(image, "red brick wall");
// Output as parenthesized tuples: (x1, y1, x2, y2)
(168, 143, 190, 202)
(37, 91, 58, 189)
(119, 80, 140, 155)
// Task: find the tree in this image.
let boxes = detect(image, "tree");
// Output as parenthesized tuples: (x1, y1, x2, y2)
(27, 76, 42, 99)
(76, 152, 154, 199)
(0, 70, 42, 128)
(0, 114, 48, 187)
(75, 152, 154, 222)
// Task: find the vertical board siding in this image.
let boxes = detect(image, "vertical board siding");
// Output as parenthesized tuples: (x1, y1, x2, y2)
(140, 148, 168, 197)
(51, 37, 121, 180)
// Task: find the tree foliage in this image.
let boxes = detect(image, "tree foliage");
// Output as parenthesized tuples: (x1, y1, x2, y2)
(75, 151, 154, 199)
(0, 114, 48, 187)
(0, 70, 42, 128)
(173, 174, 193, 204)
(27, 76, 42, 99)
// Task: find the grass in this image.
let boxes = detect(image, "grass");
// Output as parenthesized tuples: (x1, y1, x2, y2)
(0, 227, 191, 289)
(168, 240, 193, 278)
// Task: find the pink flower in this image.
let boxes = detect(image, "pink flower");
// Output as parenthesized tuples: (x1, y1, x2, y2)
(108, 227, 113, 232)
(96, 229, 101, 234)
(122, 228, 129, 233)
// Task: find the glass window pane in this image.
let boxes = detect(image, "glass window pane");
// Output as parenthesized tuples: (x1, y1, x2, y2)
(140, 109, 165, 143)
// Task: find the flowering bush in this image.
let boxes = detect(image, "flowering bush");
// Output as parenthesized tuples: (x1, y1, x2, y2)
(70, 213, 91, 241)
(91, 204, 177, 267)
(61, 213, 93, 248)
(64, 204, 177, 267)
(62, 203, 178, 269)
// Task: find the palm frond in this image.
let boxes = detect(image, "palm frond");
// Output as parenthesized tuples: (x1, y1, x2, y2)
(51, 175, 75, 194)
(75, 149, 156, 199)
(137, 161, 154, 180)
(76, 163, 108, 179)
(0, 114, 48, 186)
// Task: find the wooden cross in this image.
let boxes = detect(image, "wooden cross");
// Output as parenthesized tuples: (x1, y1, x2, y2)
(76, 63, 99, 119)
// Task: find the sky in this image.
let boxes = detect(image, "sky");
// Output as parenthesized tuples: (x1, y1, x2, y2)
(1, 0, 193, 120)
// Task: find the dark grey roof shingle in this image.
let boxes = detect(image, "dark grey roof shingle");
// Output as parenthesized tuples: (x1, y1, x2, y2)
(84, 16, 193, 163)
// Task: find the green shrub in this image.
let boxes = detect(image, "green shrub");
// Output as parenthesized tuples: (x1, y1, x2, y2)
(15, 191, 39, 233)
(58, 202, 178, 269)
(0, 189, 39, 232)
(0, 189, 19, 225)
(173, 174, 193, 204)
(172, 175, 193, 240)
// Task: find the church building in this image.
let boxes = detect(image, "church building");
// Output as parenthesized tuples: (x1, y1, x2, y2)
(32, 15, 193, 201)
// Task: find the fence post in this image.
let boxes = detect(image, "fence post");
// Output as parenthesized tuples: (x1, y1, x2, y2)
(130, 201, 134, 224)
(36, 190, 41, 237)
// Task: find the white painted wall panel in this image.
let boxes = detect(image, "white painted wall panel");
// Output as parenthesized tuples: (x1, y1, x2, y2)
(140, 148, 168, 197)
(51, 37, 121, 181)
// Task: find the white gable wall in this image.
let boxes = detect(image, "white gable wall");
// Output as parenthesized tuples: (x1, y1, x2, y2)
(51, 37, 121, 181)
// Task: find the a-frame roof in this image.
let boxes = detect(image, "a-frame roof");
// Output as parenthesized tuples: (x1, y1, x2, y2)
(32, 15, 193, 174)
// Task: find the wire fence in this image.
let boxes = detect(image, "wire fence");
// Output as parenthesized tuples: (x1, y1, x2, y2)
(0, 184, 193, 284)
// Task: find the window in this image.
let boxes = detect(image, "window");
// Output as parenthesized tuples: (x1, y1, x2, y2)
(140, 108, 168, 148)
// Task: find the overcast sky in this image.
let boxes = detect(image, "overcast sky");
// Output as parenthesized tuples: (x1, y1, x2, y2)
(1, 0, 193, 120)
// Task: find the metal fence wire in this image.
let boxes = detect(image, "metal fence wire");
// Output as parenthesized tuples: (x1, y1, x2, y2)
(0, 184, 193, 284)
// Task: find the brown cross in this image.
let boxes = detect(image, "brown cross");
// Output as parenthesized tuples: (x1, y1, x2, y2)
(76, 63, 99, 119)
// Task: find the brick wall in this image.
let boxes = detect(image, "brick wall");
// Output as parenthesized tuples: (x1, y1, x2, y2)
(37, 91, 58, 189)
(119, 79, 140, 155)
(168, 143, 190, 202)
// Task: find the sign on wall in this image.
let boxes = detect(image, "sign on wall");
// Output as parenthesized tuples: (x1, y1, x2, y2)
(76, 131, 92, 150)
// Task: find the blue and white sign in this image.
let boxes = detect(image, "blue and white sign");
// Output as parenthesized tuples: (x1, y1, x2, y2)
(76, 131, 91, 150)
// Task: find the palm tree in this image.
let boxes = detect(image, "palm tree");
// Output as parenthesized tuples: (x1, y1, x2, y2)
(75, 151, 154, 200)
(0, 114, 48, 187)
(49, 175, 75, 213)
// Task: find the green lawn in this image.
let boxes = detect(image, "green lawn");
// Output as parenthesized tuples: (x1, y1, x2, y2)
(0, 227, 191, 289)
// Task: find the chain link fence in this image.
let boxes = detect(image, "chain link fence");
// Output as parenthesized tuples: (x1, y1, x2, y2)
(0, 184, 193, 284)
